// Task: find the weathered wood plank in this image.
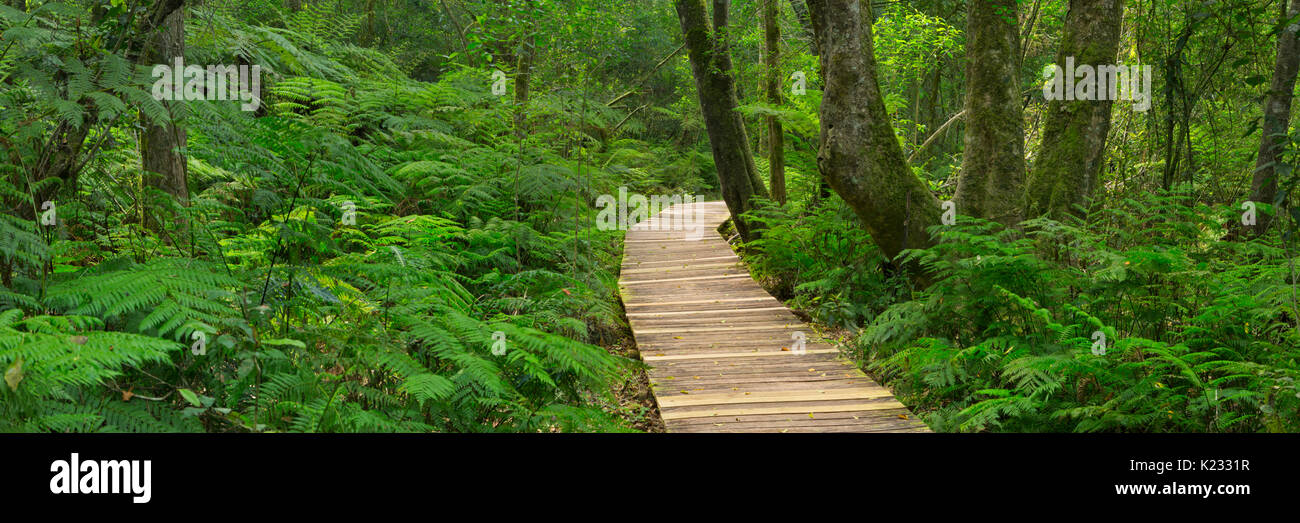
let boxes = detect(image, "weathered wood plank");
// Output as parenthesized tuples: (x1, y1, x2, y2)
(621, 201, 928, 433)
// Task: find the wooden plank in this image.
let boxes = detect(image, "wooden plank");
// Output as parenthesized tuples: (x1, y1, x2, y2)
(623, 296, 774, 307)
(621, 263, 744, 275)
(659, 401, 908, 421)
(626, 306, 787, 317)
(621, 201, 928, 433)
(620, 274, 752, 285)
(666, 408, 921, 427)
(643, 349, 839, 362)
(656, 388, 893, 408)
(634, 324, 798, 335)
(622, 255, 740, 268)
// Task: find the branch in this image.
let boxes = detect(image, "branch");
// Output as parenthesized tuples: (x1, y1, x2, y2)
(908, 110, 964, 164)
(606, 43, 687, 107)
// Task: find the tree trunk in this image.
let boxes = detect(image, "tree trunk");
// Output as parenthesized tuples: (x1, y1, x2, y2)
(674, 0, 767, 241)
(140, 5, 189, 205)
(954, 0, 1025, 226)
(764, 0, 786, 205)
(788, 0, 819, 56)
(806, 0, 942, 261)
(514, 29, 535, 140)
(1023, 0, 1124, 219)
(1251, 0, 1300, 235)
(18, 0, 183, 226)
(712, 0, 768, 200)
(439, 0, 477, 67)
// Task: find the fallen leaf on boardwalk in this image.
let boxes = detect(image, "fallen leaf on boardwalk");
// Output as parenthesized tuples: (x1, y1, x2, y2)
(680, 390, 689, 394)
(898, 415, 909, 420)
(781, 347, 790, 352)
(808, 413, 815, 419)
(673, 336, 683, 339)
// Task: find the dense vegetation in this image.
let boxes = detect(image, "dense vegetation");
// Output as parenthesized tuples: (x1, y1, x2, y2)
(1, 0, 1297, 433)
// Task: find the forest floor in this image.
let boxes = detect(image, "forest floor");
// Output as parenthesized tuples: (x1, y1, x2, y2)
(603, 333, 666, 432)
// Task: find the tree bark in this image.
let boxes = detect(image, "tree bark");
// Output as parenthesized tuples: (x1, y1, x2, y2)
(764, 0, 786, 205)
(1250, 0, 1300, 235)
(439, 0, 477, 67)
(140, 4, 189, 205)
(514, 13, 536, 140)
(674, 0, 767, 241)
(1023, 0, 1124, 219)
(788, 0, 819, 56)
(514, 34, 534, 135)
(955, 0, 1025, 226)
(18, 0, 184, 226)
(806, 0, 942, 261)
(711, 0, 768, 200)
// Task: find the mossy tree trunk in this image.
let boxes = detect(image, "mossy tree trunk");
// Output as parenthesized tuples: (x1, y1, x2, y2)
(764, 0, 786, 205)
(674, 0, 768, 241)
(787, 0, 818, 57)
(711, 0, 768, 200)
(140, 4, 189, 206)
(954, 0, 1025, 226)
(806, 0, 942, 261)
(514, 3, 536, 140)
(1250, 0, 1300, 236)
(1023, 0, 1124, 219)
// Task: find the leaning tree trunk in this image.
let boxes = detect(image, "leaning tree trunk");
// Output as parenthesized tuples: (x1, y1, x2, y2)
(954, 0, 1025, 226)
(788, 0, 819, 56)
(806, 0, 942, 261)
(674, 0, 767, 241)
(140, 4, 189, 206)
(514, 30, 535, 140)
(711, 0, 769, 200)
(1023, 0, 1124, 219)
(1250, 0, 1300, 236)
(764, 0, 786, 205)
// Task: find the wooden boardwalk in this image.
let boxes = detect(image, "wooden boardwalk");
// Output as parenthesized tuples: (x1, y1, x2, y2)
(619, 201, 929, 433)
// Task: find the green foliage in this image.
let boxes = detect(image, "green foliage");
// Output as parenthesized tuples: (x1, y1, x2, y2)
(858, 192, 1299, 433)
(0, 0, 714, 433)
(746, 191, 1299, 434)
